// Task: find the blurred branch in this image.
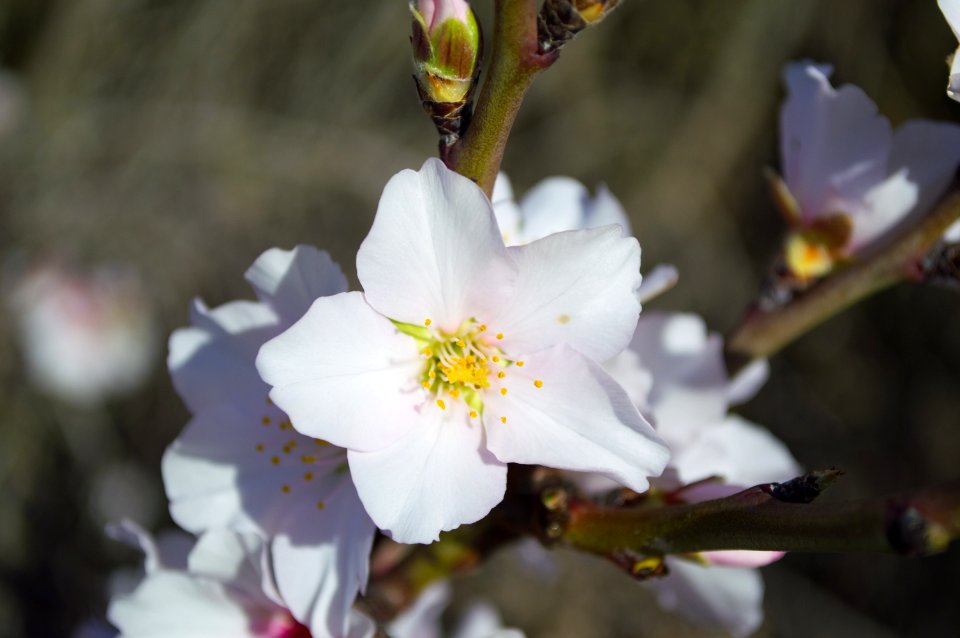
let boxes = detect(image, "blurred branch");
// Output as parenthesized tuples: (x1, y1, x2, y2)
(562, 471, 960, 563)
(446, 0, 556, 196)
(726, 187, 960, 369)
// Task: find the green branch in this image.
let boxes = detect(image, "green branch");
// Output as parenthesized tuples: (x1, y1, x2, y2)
(446, 0, 556, 196)
(562, 472, 960, 561)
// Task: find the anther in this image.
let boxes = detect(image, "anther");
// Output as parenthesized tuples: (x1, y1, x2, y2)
(492, 356, 501, 363)
(500, 416, 507, 424)
(255, 443, 265, 452)
(478, 324, 487, 332)
(437, 399, 446, 410)
(496, 333, 504, 340)
(301, 455, 316, 464)
(500, 388, 508, 396)
(424, 318, 432, 326)
(469, 410, 478, 418)
(450, 388, 460, 399)
(304, 472, 314, 481)
(261, 416, 271, 426)
(534, 379, 543, 388)
(281, 484, 291, 494)
(271, 456, 280, 465)
(497, 371, 506, 379)
(517, 361, 525, 367)
(316, 501, 326, 510)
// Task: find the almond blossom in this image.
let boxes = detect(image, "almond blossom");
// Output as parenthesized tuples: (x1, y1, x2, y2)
(107, 522, 374, 638)
(257, 158, 669, 544)
(388, 581, 524, 638)
(162, 246, 376, 638)
(490, 174, 795, 636)
(774, 62, 960, 279)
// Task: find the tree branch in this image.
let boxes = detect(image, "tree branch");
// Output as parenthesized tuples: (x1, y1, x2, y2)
(726, 187, 960, 370)
(445, 0, 556, 196)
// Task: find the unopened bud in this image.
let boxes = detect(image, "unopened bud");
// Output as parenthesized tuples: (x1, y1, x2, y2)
(411, 0, 481, 104)
(573, 0, 620, 24)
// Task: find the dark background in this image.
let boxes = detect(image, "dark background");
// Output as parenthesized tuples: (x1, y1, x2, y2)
(0, 1, 958, 636)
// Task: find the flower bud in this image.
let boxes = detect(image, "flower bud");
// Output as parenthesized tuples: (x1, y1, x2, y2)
(538, 0, 621, 54)
(411, 0, 481, 104)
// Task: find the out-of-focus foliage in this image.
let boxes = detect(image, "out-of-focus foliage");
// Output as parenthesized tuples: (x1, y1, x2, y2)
(0, 1, 958, 636)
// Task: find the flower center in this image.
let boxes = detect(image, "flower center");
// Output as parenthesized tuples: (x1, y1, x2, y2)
(419, 319, 502, 404)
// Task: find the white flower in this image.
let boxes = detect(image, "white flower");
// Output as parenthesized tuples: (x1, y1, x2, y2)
(492, 173, 678, 302)
(257, 158, 669, 544)
(8, 261, 157, 406)
(939, 0, 960, 102)
(162, 246, 376, 638)
(776, 62, 960, 279)
(388, 580, 524, 638)
(107, 522, 374, 638)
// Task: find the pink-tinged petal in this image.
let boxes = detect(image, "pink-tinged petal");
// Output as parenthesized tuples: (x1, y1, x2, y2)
(483, 345, 668, 492)
(628, 313, 729, 435)
(851, 119, 960, 249)
(169, 299, 279, 413)
(347, 402, 507, 543)
(257, 292, 423, 452)
(387, 580, 450, 638)
(244, 246, 348, 326)
(726, 357, 769, 405)
(671, 415, 801, 486)
(650, 558, 764, 638)
(636, 264, 678, 304)
(490, 226, 641, 362)
(702, 549, 785, 568)
(356, 158, 514, 332)
(781, 63, 892, 220)
(272, 484, 376, 638)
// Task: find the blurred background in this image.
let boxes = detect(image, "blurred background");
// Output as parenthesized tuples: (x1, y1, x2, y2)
(1, 0, 959, 636)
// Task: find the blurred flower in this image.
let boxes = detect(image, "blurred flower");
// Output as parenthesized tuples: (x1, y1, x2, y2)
(8, 260, 157, 406)
(388, 580, 524, 638)
(163, 246, 376, 638)
(773, 62, 960, 280)
(258, 158, 668, 544)
(107, 522, 374, 638)
(939, 0, 960, 101)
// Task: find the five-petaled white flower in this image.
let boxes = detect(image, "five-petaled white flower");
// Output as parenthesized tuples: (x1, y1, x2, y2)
(257, 158, 669, 544)
(774, 62, 960, 279)
(162, 246, 376, 638)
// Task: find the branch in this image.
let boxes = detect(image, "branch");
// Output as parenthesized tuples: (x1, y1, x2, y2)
(561, 472, 960, 563)
(445, 0, 556, 196)
(726, 187, 960, 368)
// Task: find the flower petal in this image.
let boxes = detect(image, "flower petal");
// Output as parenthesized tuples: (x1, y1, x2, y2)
(625, 313, 729, 436)
(636, 264, 679, 304)
(491, 226, 641, 362)
(271, 484, 376, 638)
(492, 172, 522, 245)
(169, 299, 279, 413)
(257, 292, 423, 452)
(347, 402, 507, 543)
(781, 62, 892, 220)
(650, 558, 764, 638)
(726, 357, 770, 405)
(244, 245, 348, 326)
(851, 119, 960, 249)
(484, 345, 668, 492)
(356, 158, 514, 332)
(387, 580, 450, 638)
(671, 415, 801, 486)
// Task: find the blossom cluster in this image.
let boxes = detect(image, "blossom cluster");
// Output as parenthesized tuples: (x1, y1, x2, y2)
(98, 5, 960, 637)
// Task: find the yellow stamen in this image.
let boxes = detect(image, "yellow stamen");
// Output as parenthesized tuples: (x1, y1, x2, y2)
(496, 333, 504, 340)
(469, 410, 478, 418)
(261, 416, 271, 426)
(304, 472, 314, 481)
(497, 371, 506, 379)
(424, 318, 432, 326)
(271, 456, 280, 465)
(437, 399, 446, 410)
(534, 379, 543, 388)
(281, 484, 291, 494)
(255, 443, 265, 452)
(500, 416, 507, 424)
(516, 360, 524, 367)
